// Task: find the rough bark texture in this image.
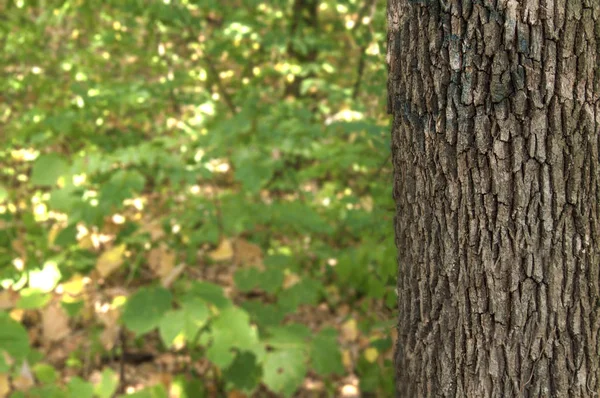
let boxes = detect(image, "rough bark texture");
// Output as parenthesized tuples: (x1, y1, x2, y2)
(387, 0, 600, 396)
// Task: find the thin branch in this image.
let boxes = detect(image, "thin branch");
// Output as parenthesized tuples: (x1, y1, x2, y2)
(204, 53, 237, 115)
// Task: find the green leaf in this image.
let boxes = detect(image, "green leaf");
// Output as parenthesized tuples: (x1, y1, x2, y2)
(223, 351, 262, 393)
(24, 385, 65, 398)
(310, 328, 344, 376)
(233, 268, 261, 292)
(122, 286, 172, 336)
(30, 154, 69, 186)
(263, 348, 307, 397)
(16, 288, 51, 310)
(261, 267, 284, 294)
(67, 377, 94, 398)
(241, 302, 285, 329)
(170, 375, 205, 398)
(54, 224, 78, 247)
(206, 307, 261, 368)
(0, 185, 8, 202)
(266, 324, 310, 349)
(48, 187, 80, 213)
(95, 368, 119, 398)
(158, 298, 209, 347)
(158, 310, 185, 348)
(0, 313, 30, 360)
(278, 278, 322, 312)
(61, 300, 85, 318)
(33, 363, 58, 383)
(188, 282, 231, 309)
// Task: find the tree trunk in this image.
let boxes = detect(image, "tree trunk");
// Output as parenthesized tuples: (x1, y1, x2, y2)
(387, 1, 600, 396)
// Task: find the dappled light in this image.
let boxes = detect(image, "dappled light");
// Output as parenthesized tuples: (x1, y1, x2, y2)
(0, 0, 392, 396)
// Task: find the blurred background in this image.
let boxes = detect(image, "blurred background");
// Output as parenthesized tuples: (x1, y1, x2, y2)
(0, 0, 395, 396)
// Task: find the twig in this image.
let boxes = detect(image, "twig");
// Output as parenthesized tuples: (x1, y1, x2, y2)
(204, 53, 237, 115)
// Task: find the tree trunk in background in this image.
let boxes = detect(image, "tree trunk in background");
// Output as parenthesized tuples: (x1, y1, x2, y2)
(387, 1, 600, 396)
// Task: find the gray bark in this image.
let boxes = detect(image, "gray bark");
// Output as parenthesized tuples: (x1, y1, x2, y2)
(387, 0, 600, 396)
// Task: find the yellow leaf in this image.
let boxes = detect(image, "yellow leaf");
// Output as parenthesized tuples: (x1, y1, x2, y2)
(96, 244, 126, 278)
(148, 244, 176, 278)
(47, 224, 61, 247)
(77, 232, 95, 250)
(0, 373, 10, 398)
(341, 319, 358, 342)
(41, 302, 70, 343)
(364, 347, 379, 363)
(61, 274, 86, 302)
(341, 349, 353, 369)
(209, 239, 233, 262)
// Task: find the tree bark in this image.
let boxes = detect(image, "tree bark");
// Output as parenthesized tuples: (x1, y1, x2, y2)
(387, 1, 600, 396)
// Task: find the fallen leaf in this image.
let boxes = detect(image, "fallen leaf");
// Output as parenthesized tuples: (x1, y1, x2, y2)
(0, 290, 17, 310)
(160, 263, 186, 288)
(77, 232, 95, 250)
(209, 239, 233, 262)
(139, 219, 165, 241)
(364, 347, 379, 363)
(42, 302, 70, 343)
(60, 274, 87, 302)
(283, 272, 301, 289)
(47, 224, 62, 247)
(12, 361, 34, 392)
(148, 244, 176, 278)
(340, 319, 358, 342)
(341, 349, 353, 370)
(233, 239, 263, 268)
(96, 244, 126, 278)
(0, 373, 9, 398)
(96, 304, 120, 350)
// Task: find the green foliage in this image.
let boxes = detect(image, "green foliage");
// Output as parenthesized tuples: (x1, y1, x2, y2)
(0, 0, 393, 395)
(67, 377, 95, 398)
(122, 286, 173, 336)
(0, 313, 30, 360)
(206, 307, 262, 368)
(95, 368, 119, 398)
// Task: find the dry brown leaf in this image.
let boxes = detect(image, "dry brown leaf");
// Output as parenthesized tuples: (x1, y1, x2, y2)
(96, 244, 126, 278)
(161, 263, 186, 288)
(148, 244, 176, 278)
(139, 219, 165, 241)
(283, 272, 301, 289)
(41, 302, 70, 343)
(233, 239, 263, 268)
(0, 373, 9, 398)
(209, 239, 233, 262)
(96, 304, 120, 350)
(12, 362, 34, 392)
(0, 290, 17, 310)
